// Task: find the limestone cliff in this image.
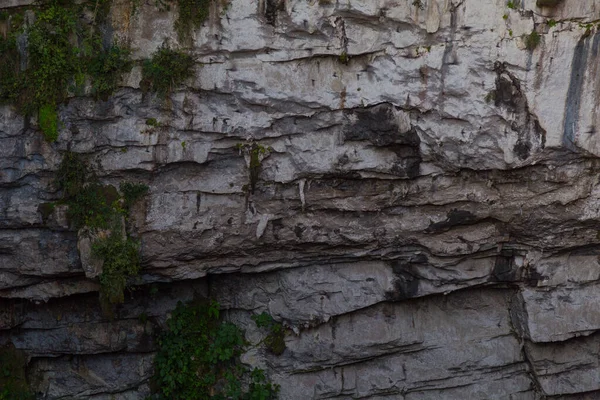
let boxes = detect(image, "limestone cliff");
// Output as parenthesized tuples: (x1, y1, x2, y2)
(2, 0, 600, 398)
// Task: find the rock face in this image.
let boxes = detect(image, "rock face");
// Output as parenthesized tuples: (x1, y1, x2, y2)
(3, 0, 600, 398)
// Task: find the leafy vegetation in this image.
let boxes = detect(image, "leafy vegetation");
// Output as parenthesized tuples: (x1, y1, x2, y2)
(55, 151, 90, 200)
(146, 118, 161, 127)
(338, 51, 349, 64)
(0, 22, 21, 105)
(251, 312, 285, 356)
(174, 0, 212, 43)
(54, 153, 147, 306)
(24, 3, 79, 113)
(141, 44, 195, 97)
(94, 231, 141, 304)
(152, 300, 279, 400)
(0, 0, 132, 141)
(55, 153, 114, 229)
(38, 104, 59, 142)
(65, 183, 120, 229)
(523, 30, 541, 51)
(120, 182, 149, 211)
(88, 44, 133, 100)
(236, 142, 273, 194)
(0, 344, 33, 400)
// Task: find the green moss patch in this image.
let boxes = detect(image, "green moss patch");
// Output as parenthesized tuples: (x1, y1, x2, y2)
(39, 104, 59, 142)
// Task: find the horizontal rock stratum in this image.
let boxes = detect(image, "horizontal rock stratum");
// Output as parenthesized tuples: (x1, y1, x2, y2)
(2, 0, 600, 398)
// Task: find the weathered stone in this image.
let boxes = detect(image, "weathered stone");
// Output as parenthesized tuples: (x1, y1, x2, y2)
(3, 0, 600, 398)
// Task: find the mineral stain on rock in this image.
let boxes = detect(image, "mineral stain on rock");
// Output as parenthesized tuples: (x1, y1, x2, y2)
(492, 250, 518, 283)
(263, 0, 284, 26)
(343, 104, 421, 178)
(386, 260, 421, 301)
(563, 31, 600, 150)
(492, 62, 546, 160)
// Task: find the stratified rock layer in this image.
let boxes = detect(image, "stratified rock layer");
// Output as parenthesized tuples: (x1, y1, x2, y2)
(3, 0, 600, 398)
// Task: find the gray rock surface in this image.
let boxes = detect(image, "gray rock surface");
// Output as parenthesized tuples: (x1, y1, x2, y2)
(3, 0, 600, 398)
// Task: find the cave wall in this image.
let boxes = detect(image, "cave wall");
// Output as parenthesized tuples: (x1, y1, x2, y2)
(3, 0, 600, 398)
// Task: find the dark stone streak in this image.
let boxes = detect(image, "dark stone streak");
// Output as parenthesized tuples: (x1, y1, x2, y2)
(563, 32, 600, 149)
(425, 209, 478, 233)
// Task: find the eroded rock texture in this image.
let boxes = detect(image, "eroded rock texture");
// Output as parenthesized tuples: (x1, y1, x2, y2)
(3, 0, 600, 398)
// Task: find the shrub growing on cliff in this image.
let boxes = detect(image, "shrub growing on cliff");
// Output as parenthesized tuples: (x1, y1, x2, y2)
(120, 182, 149, 211)
(152, 300, 279, 400)
(0, 1, 132, 141)
(0, 33, 20, 104)
(54, 153, 148, 307)
(0, 344, 33, 400)
(55, 152, 89, 199)
(141, 44, 195, 97)
(38, 104, 59, 142)
(174, 0, 212, 42)
(88, 44, 133, 100)
(251, 312, 285, 355)
(523, 31, 541, 51)
(25, 3, 79, 112)
(93, 232, 141, 304)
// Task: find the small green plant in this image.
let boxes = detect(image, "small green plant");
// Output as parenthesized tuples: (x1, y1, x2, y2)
(502, 13, 508, 20)
(152, 300, 279, 400)
(146, 118, 161, 127)
(485, 90, 496, 103)
(0, 344, 33, 400)
(0, 33, 20, 104)
(55, 152, 89, 200)
(412, 0, 425, 10)
(507, 0, 517, 9)
(174, 0, 212, 43)
(251, 312, 286, 356)
(55, 153, 147, 306)
(88, 44, 133, 100)
(24, 3, 79, 113)
(236, 142, 273, 194)
(93, 231, 141, 305)
(120, 182, 149, 211)
(181, 141, 187, 149)
(339, 51, 349, 64)
(509, 29, 513, 36)
(547, 19, 557, 28)
(141, 44, 195, 97)
(523, 30, 541, 50)
(38, 103, 59, 142)
(64, 183, 118, 229)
